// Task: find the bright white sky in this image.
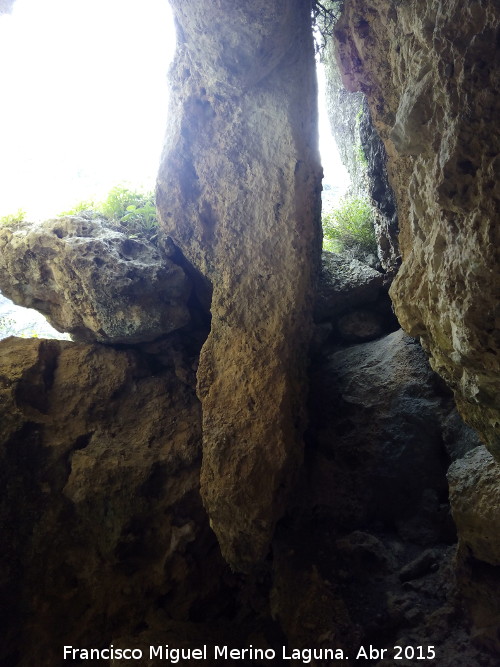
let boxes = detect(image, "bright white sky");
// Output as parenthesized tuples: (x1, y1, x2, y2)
(0, 0, 347, 219)
(0, 0, 175, 218)
(317, 60, 350, 199)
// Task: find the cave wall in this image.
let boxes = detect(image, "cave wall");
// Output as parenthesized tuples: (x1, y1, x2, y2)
(156, 0, 323, 571)
(333, 0, 500, 458)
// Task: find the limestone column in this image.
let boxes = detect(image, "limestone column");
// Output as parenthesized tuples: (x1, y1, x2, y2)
(157, 0, 322, 570)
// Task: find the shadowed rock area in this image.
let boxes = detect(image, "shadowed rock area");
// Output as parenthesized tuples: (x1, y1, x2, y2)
(0, 335, 212, 666)
(2, 326, 497, 666)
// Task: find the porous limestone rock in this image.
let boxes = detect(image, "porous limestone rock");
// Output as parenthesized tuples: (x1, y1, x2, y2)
(157, 0, 322, 570)
(334, 0, 500, 458)
(0, 216, 191, 344)
(448, 447, 500, 566)
(0, 335, 228, 667)
(448, 447, 500, 652)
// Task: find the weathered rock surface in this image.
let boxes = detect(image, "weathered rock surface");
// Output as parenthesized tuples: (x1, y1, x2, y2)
(308, 329, 481, 536)
(271, 329, 495, 666)
(157, 0, 322, 570)
(336, 308, 384, 343)
(314, 252, 399, 347)
(0, 217, 191, 344)
(322, 43, 367, 198)
(448, 447, 500, 652)
(1, 328, 495, 665)
(448, 447, 500, 566)
(358, 99, 401, 273)
(0, 335, 220, 666)
(334, 0, 500, 458)
(315, 250, 384, 322)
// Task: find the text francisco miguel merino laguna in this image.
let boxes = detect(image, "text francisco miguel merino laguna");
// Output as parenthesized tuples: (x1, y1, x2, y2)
(64, 644, 351, 663)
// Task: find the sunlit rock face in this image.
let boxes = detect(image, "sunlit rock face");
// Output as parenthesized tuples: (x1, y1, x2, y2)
(0, 217, 191, 343)
(322, 48, 367, 198)
(334, 0, 500, 458)
(157, 0, 322, 570)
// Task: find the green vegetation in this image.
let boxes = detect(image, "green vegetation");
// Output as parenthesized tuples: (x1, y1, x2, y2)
(354, 104, 368, 168)
(0, 209, 26, 226)
(355, 142, 368, 168)
(62, 186, 158, 240)
(322, 196, 377, 255)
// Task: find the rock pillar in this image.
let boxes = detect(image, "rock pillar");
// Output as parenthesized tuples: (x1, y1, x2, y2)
(157, 0, 322, 570)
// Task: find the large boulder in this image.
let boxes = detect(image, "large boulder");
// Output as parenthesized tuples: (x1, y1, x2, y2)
(0, 335, 227, 666)
(308, 329, 482, 538)
(157, 0, 322, 570)
(448, 447, 500, 566)
(269, 329, 491, 666)
(315, 250, 385, 322)
(448, 447, 500, 652)
(0, 216, 191, 343)
(334, 0, 500, 458)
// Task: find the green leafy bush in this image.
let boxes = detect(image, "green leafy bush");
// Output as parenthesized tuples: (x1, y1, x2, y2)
(322, 196, 376, 255)
(62, 186, 158, 239)
(99, 186, 154, 221)
(0, 209, 26, 226)
(61, 199, 95, 215)
(121, 201, 157, 233)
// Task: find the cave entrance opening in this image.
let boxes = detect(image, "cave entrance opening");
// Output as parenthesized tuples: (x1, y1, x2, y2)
(317, 59, 350, 213)
(0, 0, 176, 339)
(0, 0, 176, 220)
(0, 0, 347, 340)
